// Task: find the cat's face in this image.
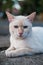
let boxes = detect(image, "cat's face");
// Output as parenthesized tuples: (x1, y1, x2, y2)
(9, 16, 32, 39)
(6, 12, 36, 39)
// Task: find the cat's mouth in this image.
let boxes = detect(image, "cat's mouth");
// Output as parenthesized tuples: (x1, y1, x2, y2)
(17, 34, 27, 39)
(16, 34, 24, 39)
(16, 33, 28, 39)
(18, 36, 23, 39)
(19, 34, 22, 37)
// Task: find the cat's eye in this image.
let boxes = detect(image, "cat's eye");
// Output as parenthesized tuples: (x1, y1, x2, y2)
(23, 26, 28, 28)
(14, 26, 18, 28)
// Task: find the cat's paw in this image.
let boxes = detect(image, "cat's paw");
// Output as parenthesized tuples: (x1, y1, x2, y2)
(5, 50, 17, 57)
(5, 50, 12, 57)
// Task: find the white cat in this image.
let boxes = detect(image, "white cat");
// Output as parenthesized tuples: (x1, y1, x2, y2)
(5, 12, 43, 57)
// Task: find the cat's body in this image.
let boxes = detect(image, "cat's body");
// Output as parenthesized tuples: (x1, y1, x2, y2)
(10, 27, 43, 50)
(5, 12, 43, 57)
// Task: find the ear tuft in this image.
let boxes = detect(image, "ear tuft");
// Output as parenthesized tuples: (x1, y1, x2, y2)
(6, 11, 15, 22)
(27, 12, 36, 22)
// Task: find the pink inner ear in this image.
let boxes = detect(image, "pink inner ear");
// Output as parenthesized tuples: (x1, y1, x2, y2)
(27, 12, 36, 22)
(6, 11, 14, 22)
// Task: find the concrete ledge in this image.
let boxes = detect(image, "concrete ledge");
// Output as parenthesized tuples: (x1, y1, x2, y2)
(0, 35, 10, 48)
(0, 51, 43, 65)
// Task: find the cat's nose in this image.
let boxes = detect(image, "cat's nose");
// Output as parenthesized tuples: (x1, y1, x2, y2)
(19, 32, 23, 36)
(19, 32, 23, 35)
(18, 27, 23, 36)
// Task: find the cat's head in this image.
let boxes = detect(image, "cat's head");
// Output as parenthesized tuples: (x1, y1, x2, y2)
(6, 12, 36, 39)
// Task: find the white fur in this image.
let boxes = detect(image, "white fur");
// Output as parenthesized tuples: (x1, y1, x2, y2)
(5, 16, 43, 57)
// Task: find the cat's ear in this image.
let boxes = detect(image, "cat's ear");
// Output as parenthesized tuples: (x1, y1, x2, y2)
(6, 11, 15, 22)
(27, 12, 36, 22)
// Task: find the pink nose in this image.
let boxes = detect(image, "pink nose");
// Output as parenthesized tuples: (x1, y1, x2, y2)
(19, 32, 23, 36)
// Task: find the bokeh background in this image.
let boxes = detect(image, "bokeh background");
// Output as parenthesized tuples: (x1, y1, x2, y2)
(0, 0, 43, 50)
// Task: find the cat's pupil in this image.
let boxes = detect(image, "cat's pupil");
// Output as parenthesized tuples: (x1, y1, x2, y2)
(14, 26, 28, 28)
(23, 26, 28, 28)
(14, 26, 18, 28)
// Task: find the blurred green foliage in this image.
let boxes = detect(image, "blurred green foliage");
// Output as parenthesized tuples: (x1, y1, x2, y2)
(20, 0, 42, 15)
(0, 0, 43, 15)
(0, 0, 14, 11)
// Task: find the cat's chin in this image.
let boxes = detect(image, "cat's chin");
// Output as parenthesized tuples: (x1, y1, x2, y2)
(17, 38, 25, 40)
(16, 36, 26, 40)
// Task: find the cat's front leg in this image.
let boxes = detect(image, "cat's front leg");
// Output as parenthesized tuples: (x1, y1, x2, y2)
(15, 48, 34, 56)
(5, 48, 34, 57)
(5, 46, 16, 57)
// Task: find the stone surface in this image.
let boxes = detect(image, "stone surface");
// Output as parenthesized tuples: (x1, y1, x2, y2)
(0, 35, 10, 48)
(0, 51, 43, 65)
